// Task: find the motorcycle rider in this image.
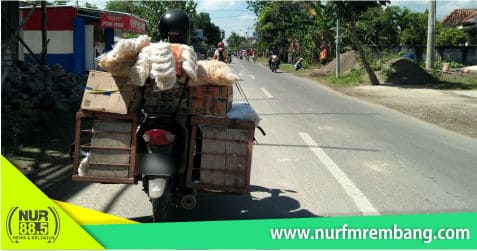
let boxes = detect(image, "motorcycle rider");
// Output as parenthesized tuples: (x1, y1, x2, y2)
(213, 41, 226, 62)
(141, 9, 193, 115)
(140, 9, 195, 222)
(268, 49, 280, 69)
(252, 49, 257, 62)
(158, 9, 191, 44)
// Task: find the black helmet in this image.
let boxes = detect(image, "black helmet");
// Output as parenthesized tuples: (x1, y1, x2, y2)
(158, 9, 191, 44)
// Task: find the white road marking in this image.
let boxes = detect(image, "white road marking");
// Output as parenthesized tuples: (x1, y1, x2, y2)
(250, 74, 256, 79)
(260, 88, 273, 98)
(298, 132, 380, 215)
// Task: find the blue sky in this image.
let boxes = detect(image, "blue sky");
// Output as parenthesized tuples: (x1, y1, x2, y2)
(195, 0, 255, 39)
(72, 0, 476, 40)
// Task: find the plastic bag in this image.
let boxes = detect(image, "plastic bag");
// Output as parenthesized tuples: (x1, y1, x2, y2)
(227, 103, 261, 125)
(78, 151, 90, 177)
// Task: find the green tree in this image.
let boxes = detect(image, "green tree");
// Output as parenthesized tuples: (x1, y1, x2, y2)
(193, 12, 222, 47)
(333, 1, 389, 86)
(105, 1, 197, 40)
(85, 2, 98, 9)
(249, 1, 341, 64)
(226, 32, 247, 50)
(53, 0, 67, 5)
(306, 1, 337, 62)
(251, 1, 309, 60)
(358, 6, 401, 47)
(399, 9, 427, 46)
(436, 25, 467, 46)
(105, 1, 141, 16)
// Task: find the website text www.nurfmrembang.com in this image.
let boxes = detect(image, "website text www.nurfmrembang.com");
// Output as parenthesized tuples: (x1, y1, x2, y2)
(270, 224, 470, 244)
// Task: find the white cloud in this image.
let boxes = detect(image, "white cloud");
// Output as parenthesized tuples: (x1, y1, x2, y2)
(196, 0, 238, 12)
(239, 13, 256, 22)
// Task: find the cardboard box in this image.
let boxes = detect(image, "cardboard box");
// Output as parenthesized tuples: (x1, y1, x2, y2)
(189, 85, 233, 98)
(81, 71, 141, 114)
(189, 85, 233, 117)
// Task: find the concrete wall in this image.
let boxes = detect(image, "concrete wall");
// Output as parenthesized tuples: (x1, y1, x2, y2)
(402, 46, 477, 65)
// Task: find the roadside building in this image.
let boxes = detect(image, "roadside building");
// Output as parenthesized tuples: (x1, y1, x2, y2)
(441, 9, 477, 45)
(20, 5, 146, 74)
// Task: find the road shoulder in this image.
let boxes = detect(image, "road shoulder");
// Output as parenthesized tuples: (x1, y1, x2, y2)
(282, 64, 477, 139)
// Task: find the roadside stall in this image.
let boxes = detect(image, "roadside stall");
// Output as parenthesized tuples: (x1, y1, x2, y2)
(20, 5, 146, 74)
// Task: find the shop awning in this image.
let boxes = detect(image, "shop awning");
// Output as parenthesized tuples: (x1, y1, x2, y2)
(100, 13, 146, 33)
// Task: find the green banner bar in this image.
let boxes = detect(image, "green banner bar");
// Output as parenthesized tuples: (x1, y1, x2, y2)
(83, 213, 477, 249)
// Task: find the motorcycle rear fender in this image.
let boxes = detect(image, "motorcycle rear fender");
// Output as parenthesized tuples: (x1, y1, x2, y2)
(147, 177, 167, 199)
(140, 153, 177, 177)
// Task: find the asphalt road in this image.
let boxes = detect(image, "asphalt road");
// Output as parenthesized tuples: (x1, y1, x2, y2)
(49, 57, 477, 222)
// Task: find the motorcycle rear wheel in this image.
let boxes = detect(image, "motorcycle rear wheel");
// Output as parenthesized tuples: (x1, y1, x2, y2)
(151, 184, 175, 222)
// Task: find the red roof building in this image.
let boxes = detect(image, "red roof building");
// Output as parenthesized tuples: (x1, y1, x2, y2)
(20, 5, 146, 74)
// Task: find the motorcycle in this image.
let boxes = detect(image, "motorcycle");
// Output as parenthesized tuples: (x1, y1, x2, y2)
(270, 55, 279, 72)
(137, 111, 195, 221)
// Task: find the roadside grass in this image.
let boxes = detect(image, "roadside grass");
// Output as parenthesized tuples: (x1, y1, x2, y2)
(279, 61, 366, 88)
(320, 69, 367, 87)
(279, 58, 477, 90)
(279, 63, 295, 72)
(426, 73, 477, 90)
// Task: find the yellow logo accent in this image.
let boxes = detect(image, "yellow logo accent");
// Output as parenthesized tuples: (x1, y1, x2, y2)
(1, 156, 104, 250)
(54, 201, 137, 225)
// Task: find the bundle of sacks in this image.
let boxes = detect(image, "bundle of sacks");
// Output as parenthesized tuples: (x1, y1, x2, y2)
(98, 35, 237, 91)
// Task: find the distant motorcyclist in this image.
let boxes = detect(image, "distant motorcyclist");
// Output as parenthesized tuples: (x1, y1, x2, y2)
(213, 41, 226, 62)
(268, 49, 280, 69)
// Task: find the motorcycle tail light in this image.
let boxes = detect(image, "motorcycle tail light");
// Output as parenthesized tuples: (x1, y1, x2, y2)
(143, 129, 175, 145)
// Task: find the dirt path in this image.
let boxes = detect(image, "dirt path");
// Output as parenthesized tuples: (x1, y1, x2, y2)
(341, 85, 477, 138)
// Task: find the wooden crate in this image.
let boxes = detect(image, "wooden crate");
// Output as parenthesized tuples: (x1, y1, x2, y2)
(186, 116, 255, 194)
(72, 110, 138, 184)
(189, 85, 233, 117)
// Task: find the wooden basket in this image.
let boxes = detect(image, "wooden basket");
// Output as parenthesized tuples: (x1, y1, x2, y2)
(72, 110, 138, 184)
(186, 116, 255, 194)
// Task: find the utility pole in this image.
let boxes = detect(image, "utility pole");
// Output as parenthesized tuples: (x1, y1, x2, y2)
(425, 0, 436, 70)
(40, 0, 47, 65)
(336, 8, 340, 77)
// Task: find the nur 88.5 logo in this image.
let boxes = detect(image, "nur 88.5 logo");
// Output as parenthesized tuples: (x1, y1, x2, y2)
(6, 206, 60, 244)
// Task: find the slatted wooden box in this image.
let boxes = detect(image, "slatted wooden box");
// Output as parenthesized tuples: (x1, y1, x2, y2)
(186, 116, 255, 194)
(72, 110, 138, 184)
